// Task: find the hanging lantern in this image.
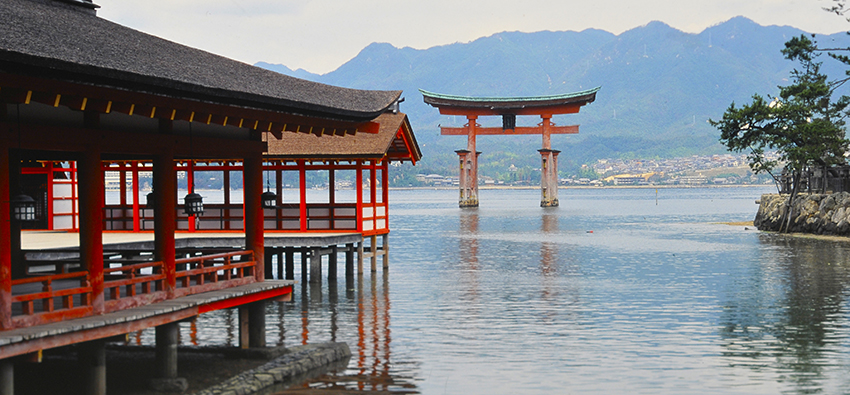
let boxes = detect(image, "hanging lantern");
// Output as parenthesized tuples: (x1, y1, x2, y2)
(262, 166, 277, 209)
(184, 192, 204, 215)
(11, 192, 36, 222)
(262, 190, 277, 209)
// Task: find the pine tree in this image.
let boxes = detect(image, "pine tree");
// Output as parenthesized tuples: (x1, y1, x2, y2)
(710, 35, 850, 232)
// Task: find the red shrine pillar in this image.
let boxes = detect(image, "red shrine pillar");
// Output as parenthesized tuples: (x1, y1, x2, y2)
(0, 139, 11, 330)
(242, 153, 267, 349)
(79, 148, 105, 313)
(539, 115, 559, 207)
(458, 115, 479, 208)
(243, 153, 265, 281)
(153, 151, 177, 298)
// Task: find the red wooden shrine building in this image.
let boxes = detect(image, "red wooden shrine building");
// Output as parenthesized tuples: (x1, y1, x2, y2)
(421, 88, 598, 207)
(0, 1, 419, 394)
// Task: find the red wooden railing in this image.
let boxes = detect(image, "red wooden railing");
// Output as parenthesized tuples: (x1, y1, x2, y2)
(173, 250, 255, 297)
(101, 202, 378, 233)
(11, 271, 93, 328)
(103, 260, 166, 312)
(9, 250, 257, 329)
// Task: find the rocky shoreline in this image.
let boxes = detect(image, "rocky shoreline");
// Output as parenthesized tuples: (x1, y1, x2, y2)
(13, 342, 350, 395)
(756, 192, 850, 235)
(195, 343, 351, 395)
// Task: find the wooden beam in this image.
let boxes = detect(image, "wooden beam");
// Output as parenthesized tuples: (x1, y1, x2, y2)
(436, 104, 584, 116)
(0, 121, 264, 157)
(0, 87, 29, 104)
(0, 307, 199, 359)
(1, 73, 381, 141)
(210, 114, 227, 126)
(440, 124, 579, 135)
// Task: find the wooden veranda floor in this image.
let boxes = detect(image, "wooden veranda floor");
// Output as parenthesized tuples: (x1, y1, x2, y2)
(0, 280, 294, 359)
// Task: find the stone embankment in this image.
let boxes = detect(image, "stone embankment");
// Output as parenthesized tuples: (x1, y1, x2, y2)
(195, 342, 351, 395)
(756, 192, 850, 234)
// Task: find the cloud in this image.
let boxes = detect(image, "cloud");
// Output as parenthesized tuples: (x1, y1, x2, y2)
(97, 0, 850, 74)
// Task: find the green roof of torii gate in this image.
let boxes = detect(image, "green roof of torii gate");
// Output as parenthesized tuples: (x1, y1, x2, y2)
(419, 87, 600, 111)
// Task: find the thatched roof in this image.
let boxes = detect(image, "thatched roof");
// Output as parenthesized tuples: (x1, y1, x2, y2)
(266, 112, 421, 162)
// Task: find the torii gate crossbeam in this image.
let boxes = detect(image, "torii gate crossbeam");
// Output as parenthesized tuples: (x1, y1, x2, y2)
(421, 87, 600, 207)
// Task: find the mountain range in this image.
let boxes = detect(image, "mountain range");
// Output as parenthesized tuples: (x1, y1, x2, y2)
(256, 17, 850, 176)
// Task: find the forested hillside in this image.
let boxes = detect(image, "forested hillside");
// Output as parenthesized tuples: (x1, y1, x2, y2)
(257, 17, 850, 183)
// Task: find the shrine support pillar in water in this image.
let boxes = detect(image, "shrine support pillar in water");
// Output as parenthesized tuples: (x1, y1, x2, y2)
(539, 149, 561, 207)
(457, 115, 480, 208)
(539, 115, 559, 207)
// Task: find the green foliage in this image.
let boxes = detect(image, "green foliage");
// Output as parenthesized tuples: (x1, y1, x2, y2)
(573, 166, 601, 180)
(710, 35, 850, 175)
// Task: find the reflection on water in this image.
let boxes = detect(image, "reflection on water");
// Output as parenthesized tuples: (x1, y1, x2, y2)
(127, 187, 850, 394)
(459, 210, 479, 309)
(720, 234, 850, 394)
(276, 272, 413, 393)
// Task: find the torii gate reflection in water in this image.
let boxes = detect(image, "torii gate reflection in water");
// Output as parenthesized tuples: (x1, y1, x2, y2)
(421, 88, 600, 207)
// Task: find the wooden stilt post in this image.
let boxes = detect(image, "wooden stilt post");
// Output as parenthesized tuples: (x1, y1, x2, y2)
(370, 235, 378, 272)
(382, 233, 389, 269)
(248, 301, 266, 348)
(264, 247, 274, 280)
(300, 248, 308, 283)
(155, 322, 179, 379)
(80, 339, 107, 395)
(0, 360, 13, 395)
(285, 249, 294, 280)
(238, 306, 249, 349)
(328, 245, 338, 282)
(276, 250, 284, 280)
(345, 243, 354, 279)
(150, 322, 187, 392)
(310, 248, 321, 284)
(357, 239, 364, 274)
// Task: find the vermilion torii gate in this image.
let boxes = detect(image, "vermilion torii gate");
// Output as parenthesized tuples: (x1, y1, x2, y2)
(421, 88, 599, 207)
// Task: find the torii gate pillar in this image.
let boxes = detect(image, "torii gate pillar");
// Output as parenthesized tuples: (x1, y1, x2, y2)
(539, 115, 560, 207)
(539, 148, 561, 207)
(457, 116, 480, 207)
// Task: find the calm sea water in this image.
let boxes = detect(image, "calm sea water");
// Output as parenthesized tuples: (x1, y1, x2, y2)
(136, 186, 850, 394)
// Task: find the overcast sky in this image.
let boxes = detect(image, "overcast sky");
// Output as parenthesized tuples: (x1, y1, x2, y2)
(97, 0, 850, 74)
